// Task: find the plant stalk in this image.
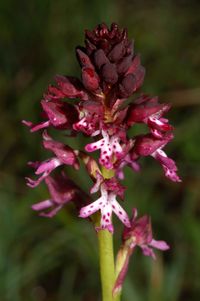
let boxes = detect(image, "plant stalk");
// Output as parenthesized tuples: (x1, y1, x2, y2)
(97, 167, 116, 301)
(98, 228, 115, 301)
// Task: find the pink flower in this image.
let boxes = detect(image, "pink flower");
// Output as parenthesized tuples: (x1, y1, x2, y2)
(22, 99, 78, 132)
(79, 173, 130, 232)
(133, 133, 181, 182)
(123, 208, 169, 258)
(26, 132, 79, 187)
(73, 100, 103, 136)
(24, 22, 181, 227)
(85, 130, 124, 169)
(26, 159, 62, 188)
(113, 208, 169, 296)
(32, 172, 88, 217)
(127, 95, 172, 138)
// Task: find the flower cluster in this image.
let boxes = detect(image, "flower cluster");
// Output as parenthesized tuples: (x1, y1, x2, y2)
(24, 23, 181, 256)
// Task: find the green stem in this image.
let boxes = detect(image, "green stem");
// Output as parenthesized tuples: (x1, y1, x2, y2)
(97, 167, 116, 301)
(98, 228, 115, 301)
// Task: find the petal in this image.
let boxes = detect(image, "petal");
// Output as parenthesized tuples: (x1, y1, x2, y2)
(85, 133, 113, 169)
(22, 120, 50, 132)
(134, 134, 170, 156)
(90, 172, 103, 194)
(44, 173, 77, 205)
(26, 174, 49, 188)
(39, 205, 63, 218)
(153, 149, 182, 182)
(79, 196, 105, 218)
(41, 100, 78, 129)
(100, 201, 114, 233)
(31, 199, 53, 211)
(141, 245, 156, 259)
(26, 158, 62, 188)
(111, 137, 123, 159)
(109, 194, 131, 228)
(148, 116, 173, 132)
(85, 138, 105, 152)
(55, 75, 88, 100)
(149, 239, 170, 251)
(74, 113, 99, 136)
(35, 158, 61, 174)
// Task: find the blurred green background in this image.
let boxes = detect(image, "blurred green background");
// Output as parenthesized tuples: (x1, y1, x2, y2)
(0, 0, 200, 300)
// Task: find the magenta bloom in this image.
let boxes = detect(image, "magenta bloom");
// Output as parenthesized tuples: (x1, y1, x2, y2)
(113, 209, 169, 296)
(79, 172, 130, 232)
(24, 23, 181, 233)
(123, 208, 169, 258)
(26, 132, 79, 188)
(32, 172, 88, 217)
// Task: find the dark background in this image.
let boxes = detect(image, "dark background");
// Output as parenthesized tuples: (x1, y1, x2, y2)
(0, 0, 200, 300)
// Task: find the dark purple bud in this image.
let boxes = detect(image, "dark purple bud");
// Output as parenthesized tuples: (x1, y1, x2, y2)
(119, 65, 145, 97)
(118, 74, 136, 98)
(108, 41, 125, 62)
(94, 49, 109, 69)
(117, 55, 133, 74)
(134, 66, 145, 90)
(76, 48, 94, 69)
(85, 39, 96, 55)
(82, 67, 100, 91)
(126, 40, 134, 56)
(101, 63, 118, 84)
(126, 54, 141, 75)
(96, 23, 109, 36)
(109, 23, 119, 38)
